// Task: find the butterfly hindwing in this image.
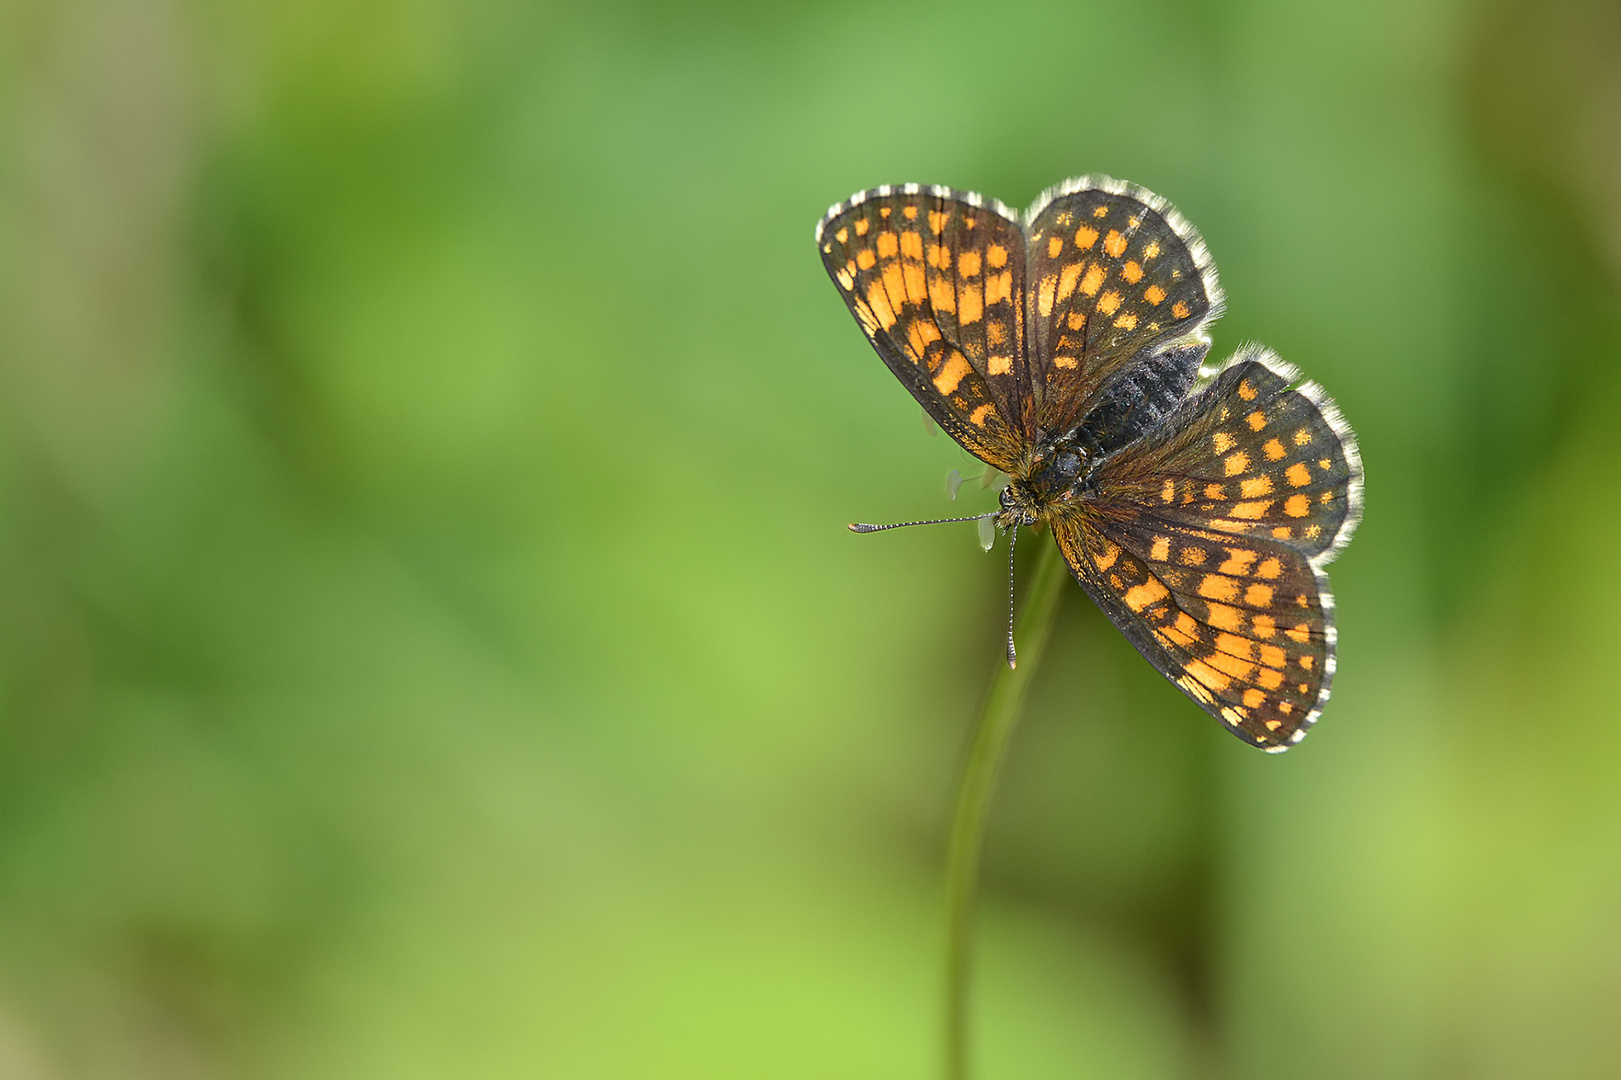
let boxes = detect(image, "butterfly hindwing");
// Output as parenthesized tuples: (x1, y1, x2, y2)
(818, 186, 1031, 470)
(1053, 515, 1334, 751)
(1023, 179, 1223, 436)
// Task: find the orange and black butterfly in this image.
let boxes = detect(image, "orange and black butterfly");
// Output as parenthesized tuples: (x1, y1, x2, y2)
(816, 178, 1362, 752)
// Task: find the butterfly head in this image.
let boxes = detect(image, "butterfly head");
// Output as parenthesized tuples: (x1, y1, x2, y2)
(996, 481, 1042, 529)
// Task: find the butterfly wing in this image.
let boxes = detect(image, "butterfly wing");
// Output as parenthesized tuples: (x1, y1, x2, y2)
(1094, 345, 1363, 562)
(1053, 348, 1362, 750)
(1022, 177, 1223, 438)
(817, 186, 1033, 470)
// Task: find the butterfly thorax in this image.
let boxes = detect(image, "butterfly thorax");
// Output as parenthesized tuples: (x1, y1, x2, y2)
(997, 433, 1094, 528)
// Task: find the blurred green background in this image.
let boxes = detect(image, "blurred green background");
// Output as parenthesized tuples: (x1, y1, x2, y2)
(1, 0, 1619, 1076)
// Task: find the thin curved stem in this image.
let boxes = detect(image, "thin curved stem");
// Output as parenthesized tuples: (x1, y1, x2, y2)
(943, 533, 1069, 1080)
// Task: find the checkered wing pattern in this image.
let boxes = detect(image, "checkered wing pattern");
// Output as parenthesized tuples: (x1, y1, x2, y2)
(1103, 347, 1362, 561)
(1053, 346, 1362, 751)
(1023, 179, 1222, 436)
(1054, 514, 1333, 751)
(818, 186, 1031, 470)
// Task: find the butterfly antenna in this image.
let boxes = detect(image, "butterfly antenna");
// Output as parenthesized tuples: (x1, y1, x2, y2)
(1005, 526, 1019, 669)
(848, 512, 997, 534)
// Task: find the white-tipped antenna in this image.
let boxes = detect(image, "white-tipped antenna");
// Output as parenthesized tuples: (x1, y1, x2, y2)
(848, 512, 998, 534)
(1005, 527, 1018, 669)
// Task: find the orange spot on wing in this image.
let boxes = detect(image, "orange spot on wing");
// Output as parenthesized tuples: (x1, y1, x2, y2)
(1263, 438, 1286, 460)
(969, 402, 993, 426)
(854, 218, 870, 236)
(1124, 576, 1169, 612)
(1114, 313, 1138, 330)
(1097, 290, 1122, 315)
(1219, 548, 1258, 575)
(903, 205, 918, 219)
(1080, 264, 1105, 296)
(876, 232, 898, 258)
(1104, 230, 1128, 257)
(1207, 649, 1255, 682)
(1047, 236, 1063, 257)
(1257, 558, 1282, 579)
(1224, 451, 1250, 476)
(906, 319, 941, 356)
(958, 251, 981, 277)
(1172, 300, 1191, 318)
(928, 276, 956, 312)
(959, 286, 983, 325)
(928, 211, 948, 233)
(1144, 284, 1166, 305)
(987, 356, 1012, 375)
(1074, 225, 1098, 249)
(1231, 500, 1272, 519)
(856, 249, 876, 269)
(903, 264, 927, 304)
(865, 280, 897, 328)
(1037, 274, 1057, 316)
(1238, 379, 1258, 401)
(1247, 411, 1267, 431)
(1240, 475, 1273, 497)
(985, 271, 1013, 306)
(900, 231, 923, 259)
(1150, 536, 1170, 561)
(1198, 574, 1239, 602)
(1057, 262, 1083, 302)
(1244, 583, 1274, 607)
(1286, 462, 1312, 486)
(1284, 494, 1311, 517)
(986, 244, 1008, 268)
(1121, 261, 1143, 283)
(1185, 658, 1232, 693)
(933, 352, 972, 395)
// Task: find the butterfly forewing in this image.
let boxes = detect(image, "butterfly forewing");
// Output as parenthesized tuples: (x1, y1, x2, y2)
(1023, 180, 1222, 436)
(818, 187, 1030, 469)
(1094, 348, 1363, 562)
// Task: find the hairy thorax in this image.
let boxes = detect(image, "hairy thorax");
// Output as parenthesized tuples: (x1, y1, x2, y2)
(996, 433, 1095, 529)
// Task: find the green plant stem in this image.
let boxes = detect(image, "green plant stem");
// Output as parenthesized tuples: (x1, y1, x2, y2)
(943, 533, 1068, 1080)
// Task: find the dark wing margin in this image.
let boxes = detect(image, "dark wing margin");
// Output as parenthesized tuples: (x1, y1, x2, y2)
(1053, 515, 1336, 752)
(817, 184, 1032, 470)
(1020, 176, 1224, 437)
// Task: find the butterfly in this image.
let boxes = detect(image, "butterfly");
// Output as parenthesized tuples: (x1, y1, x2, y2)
(816, 178, 1362, 752)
